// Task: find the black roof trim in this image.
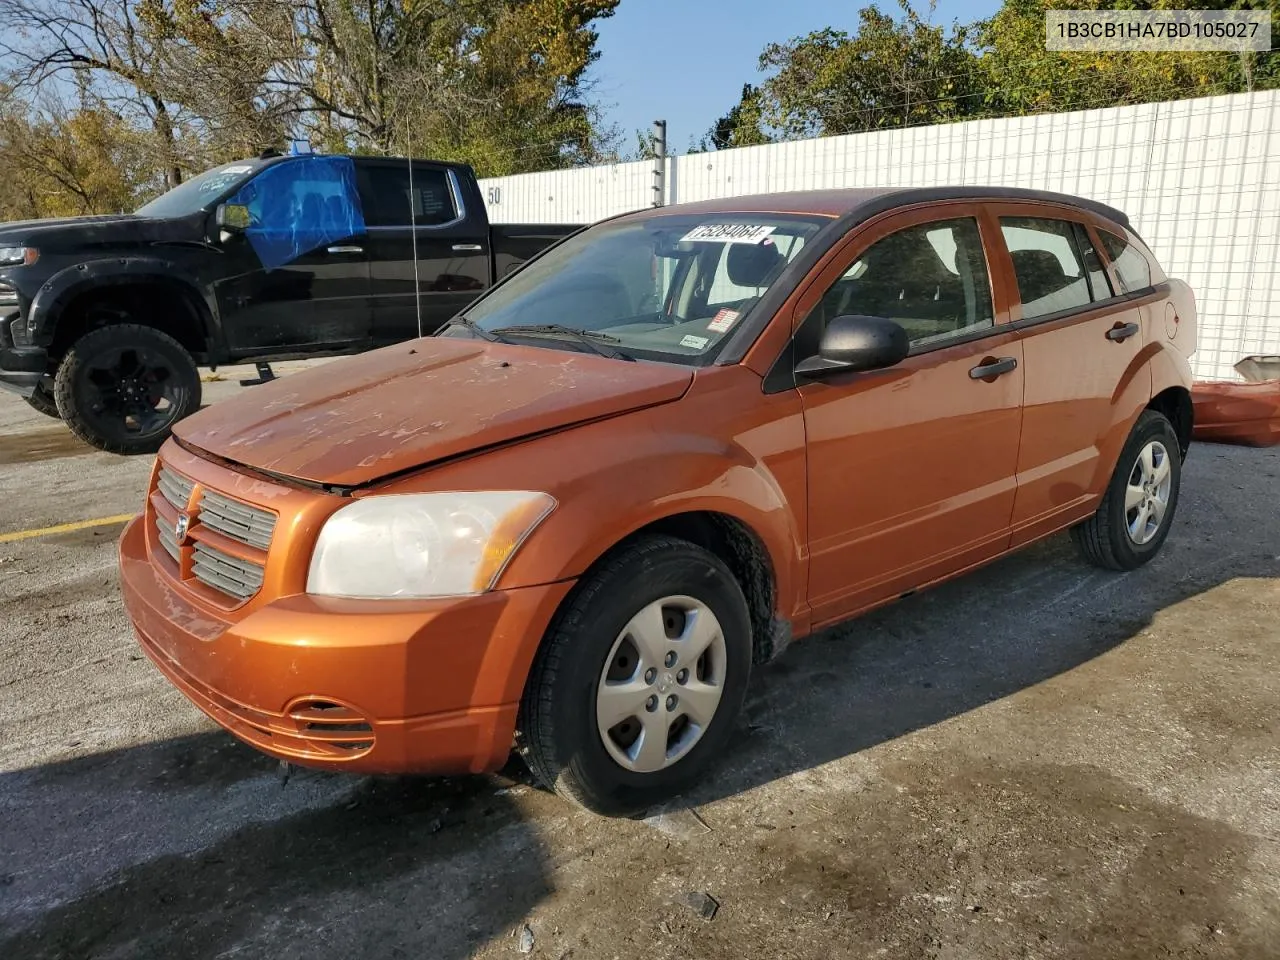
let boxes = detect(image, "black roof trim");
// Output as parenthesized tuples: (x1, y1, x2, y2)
(868, 186, 1130, 228)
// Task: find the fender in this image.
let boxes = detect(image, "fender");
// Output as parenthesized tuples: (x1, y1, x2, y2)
(441, 424, 801, 610)
(28, 257, 221, 357)
(1146, 339, 1195, 402)
(373, 407, 810, 700)
(1089, 340, 1156, 490)
(1096, 338, 1193, 487)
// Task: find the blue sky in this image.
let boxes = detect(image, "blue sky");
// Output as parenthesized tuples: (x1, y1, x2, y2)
(592, 0, 1003, 153)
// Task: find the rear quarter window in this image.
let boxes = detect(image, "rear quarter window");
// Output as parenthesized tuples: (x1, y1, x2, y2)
(1099, 231, 1154, 293)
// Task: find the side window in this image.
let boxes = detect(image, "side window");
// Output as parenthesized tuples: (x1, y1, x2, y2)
(1099, 230, 1153, 293)
(226, 156, 365, 271)
(809, 217, 994, 347)
(1072, 223, 1113, 302)
(1000, 217, 1092, 320)
(357, 165, 456, 227)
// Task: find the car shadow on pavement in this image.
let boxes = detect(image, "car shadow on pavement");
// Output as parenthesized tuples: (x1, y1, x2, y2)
(0, 736, 551, 960)
(684, 517, 1280, 812)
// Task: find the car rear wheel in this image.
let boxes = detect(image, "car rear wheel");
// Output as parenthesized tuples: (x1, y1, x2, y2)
(54, 323, 201, 455)
(519, 535, 752, 816)
(25, 377, 60, 419)
(1071, 409, 1182, 570)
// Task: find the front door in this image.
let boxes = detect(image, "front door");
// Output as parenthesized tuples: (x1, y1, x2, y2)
(355, 159, 491, 343)
(213, 156, 372, 357)
(795, 207, 1025, 626)
(988, 208, 1147, 546)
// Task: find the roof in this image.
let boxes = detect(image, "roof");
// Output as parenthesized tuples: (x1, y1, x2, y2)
(626, 186, 1130, 228)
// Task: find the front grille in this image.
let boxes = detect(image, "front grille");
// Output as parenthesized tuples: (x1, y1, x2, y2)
(150, 463, 277, 604)
(157, 466, 195, 510)
(192, 542, 265, 600)
(198, 489, 276, 550)
(155, 514, 180, 561)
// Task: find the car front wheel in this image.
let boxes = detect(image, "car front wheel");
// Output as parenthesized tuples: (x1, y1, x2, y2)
(519, 536, 753, 816)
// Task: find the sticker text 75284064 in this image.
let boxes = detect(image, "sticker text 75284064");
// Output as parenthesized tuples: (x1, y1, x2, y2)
(680, 224, 776, 245)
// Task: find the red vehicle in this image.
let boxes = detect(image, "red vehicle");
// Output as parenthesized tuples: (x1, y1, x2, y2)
(119, 187, 1198, 815)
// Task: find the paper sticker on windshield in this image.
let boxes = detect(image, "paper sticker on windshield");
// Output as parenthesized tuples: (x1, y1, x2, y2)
(707, 309, 739, 333)
(680, 334, 709, 349)
(680, 224, 776, 245)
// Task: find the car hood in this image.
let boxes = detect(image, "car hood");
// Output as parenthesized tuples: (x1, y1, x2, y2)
(174, 337, 695, 488)
(0, 214, 192, 247)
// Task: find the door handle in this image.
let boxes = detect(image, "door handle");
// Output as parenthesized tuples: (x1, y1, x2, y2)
(452, 243, 483, 252)
(1106, 321, 1140, 342)
(969, 356, 1018, 380)
(326, 245, 364, 254)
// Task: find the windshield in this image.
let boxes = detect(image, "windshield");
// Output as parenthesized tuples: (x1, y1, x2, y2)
(134, 160, 265, 218)
(455, 212, 827, 363)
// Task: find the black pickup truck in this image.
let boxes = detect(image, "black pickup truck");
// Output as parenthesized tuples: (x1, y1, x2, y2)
(0, 152, 580, 453)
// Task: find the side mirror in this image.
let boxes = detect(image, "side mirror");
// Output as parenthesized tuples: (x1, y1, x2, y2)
(794, 314, 909, 378)
(215, 202, 251, 232)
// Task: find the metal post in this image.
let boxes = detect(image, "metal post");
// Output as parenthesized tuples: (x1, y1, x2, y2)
(651, 120, 667, 207)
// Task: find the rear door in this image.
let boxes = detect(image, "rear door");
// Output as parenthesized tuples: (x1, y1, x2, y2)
(988, 206, 1146, 547)
(355, 159, 491, 343)
(796, 205, 1025, 625)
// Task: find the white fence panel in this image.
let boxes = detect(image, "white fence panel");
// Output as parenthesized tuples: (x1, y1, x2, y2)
(479, 91, 1280, 381)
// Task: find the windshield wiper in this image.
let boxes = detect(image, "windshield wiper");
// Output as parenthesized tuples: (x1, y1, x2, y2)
(443, 316, 511, 343)
(489, 324, 635, 361)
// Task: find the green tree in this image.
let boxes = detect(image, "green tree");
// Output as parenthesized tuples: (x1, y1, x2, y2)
(707, 0, 983, 144)
(701, 83, 772, 150)
(978, 0, 1280, 115)
(0, 0, 621, 187)
(0, 88, 154, 220)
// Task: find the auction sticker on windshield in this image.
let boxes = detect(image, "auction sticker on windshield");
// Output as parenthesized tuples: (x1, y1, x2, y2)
(708, 309, 739, 333)
(681, 224, 776, 244)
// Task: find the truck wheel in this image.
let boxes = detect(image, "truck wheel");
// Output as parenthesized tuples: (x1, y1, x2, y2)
(25, 377, 61, 419)
(519, 536, 752, 816)
(1071, 409, 1182, 571)
(54, 324, 201, 455)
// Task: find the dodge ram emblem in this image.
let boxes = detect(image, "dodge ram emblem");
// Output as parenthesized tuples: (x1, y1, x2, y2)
(174, 514, 191, 543)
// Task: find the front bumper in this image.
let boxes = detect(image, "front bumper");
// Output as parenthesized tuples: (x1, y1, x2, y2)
(0, 311, 45, 398)
(118, 515, 574, 774)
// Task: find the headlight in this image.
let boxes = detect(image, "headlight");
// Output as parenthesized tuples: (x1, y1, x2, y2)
(306, 491, 556, 599)
(0, 247, 38, 266)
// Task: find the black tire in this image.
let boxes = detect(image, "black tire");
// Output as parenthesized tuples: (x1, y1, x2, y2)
(54, 323, 201, 455)
(519, 535, 753, 816)
(25, 377, 60, 419)
(1071, 409, 1182, 571)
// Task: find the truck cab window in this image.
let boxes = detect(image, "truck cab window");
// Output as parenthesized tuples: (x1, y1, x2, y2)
(358, 166, 456, 227)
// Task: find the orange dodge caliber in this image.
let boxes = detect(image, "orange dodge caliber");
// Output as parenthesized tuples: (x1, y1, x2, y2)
(120, 187, 1198, 815)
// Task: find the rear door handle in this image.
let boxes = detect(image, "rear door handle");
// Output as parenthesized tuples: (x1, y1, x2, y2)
(326, 245, 364, 254)
(969, 356, 1018, 380)
(1107, 321, 1140, 342)
(452, 243, 483, 252)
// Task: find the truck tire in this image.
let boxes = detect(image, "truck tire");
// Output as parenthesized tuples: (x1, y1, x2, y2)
(1070, 409, 1182, 571)
(519, 536, 752, 816)
(25, 378, 61, 419)
(54, 324, 202, 455)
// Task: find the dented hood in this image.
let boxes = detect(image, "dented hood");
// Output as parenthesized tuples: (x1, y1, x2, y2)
(174, 337, 694, 487)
